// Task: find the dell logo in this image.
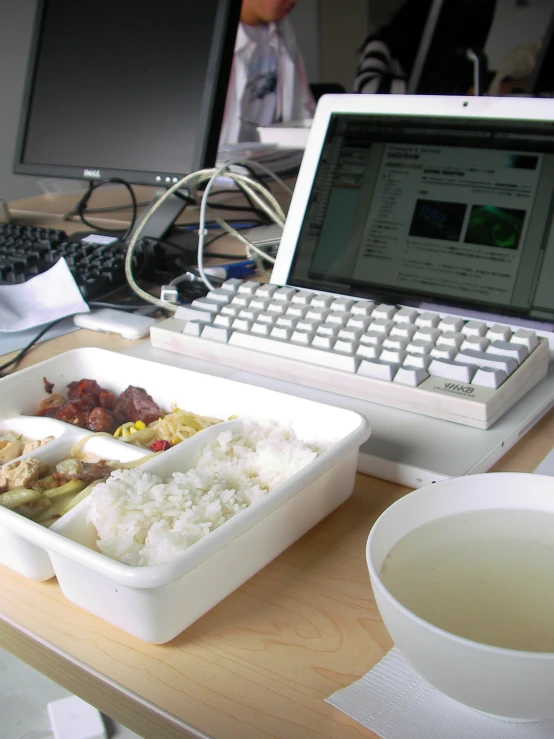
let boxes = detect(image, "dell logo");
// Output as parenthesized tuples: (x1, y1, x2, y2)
(83, 168, 101, 179)
(444, 382, 474, 395)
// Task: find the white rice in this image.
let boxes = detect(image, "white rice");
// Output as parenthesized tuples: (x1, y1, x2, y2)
(87, 420, 328, 566)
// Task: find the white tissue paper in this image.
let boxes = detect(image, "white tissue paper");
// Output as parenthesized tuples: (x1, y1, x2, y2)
(0, 259, 89, 332)
(326, 648, 554, 739)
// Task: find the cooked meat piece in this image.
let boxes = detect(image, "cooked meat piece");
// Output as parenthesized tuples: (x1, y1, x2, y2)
(86, 406, 117, 433)
(45, 401, 90, 427)
(43, 377, 54, 394)
(0, 458, 48, 492)
(67, 379, 105, 401)
(113, 386, 162, 426)
(74, 460, 114, 481)
(36, 393, 66, 416)
(98, 390, 116, 410)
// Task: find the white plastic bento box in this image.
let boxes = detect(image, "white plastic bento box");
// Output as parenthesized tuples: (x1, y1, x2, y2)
(0, 348, 370, 642)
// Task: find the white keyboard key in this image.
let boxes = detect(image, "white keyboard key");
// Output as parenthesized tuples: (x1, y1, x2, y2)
(462, 320, 487, 337)
(413, 327, 440, 343)
(286, 304, 309, 318)
(316, 323, 340, 337)
(486, 324, 512, 342)
(291, 290, 314, 305)
(461, 336, 490, 352)
(347, 316, 373, 330)
(357, 344, 382, 360)
(383, 337, 409, 351)
(297, 318, 321, 332)
(326, 312, 351, 326)
(511, 329, 539, 352)
(436, 331, 465, 350)
(439, 316, 464, 333)
(430, 346, 457, 360)
(251, 322, 272, 336)
(391, 323, 418, 340)
(220, 304, 241, 317)
(249, 297, 270, 311)
(237, 282, 259, 295)
(270, 325, 294, 340)
(266, 301, 288, 315)
(274, 287, 297, 301)
(175, 305, 214, 322)
(276, 315, 298, 329)
(182, 320, 205, 336)
(380, 348, 407, 364)
(330, 297, 354, 312)
(394, 307, 418, 323)
(233, 317, 255, 332)
(351, 301, 375, 316)
(406, 340, 434, 356)
(371, 319, 394, 334)
(312, 334, 336, 349)
(206, 289, 232, 304)
(311, 294, 334, 308)
(416, 312, 440, 328)
(191, 298, 223, 315)
(334, 339, 359, 354)
(472, 366, 507, 389)
(404, 353, 432, 370)
(360, 331, 385, 346)
(306, 307, 331, 321)
(291, 329, 314, 345)
(338, 328, 364, 341)
(220, 278, 243, 292)
(201, 324, 232, 343)
(455, 349, 518, 376)
(373, 304, 397, 320)
(256, 311, 276, 325)
(231, 294, 252, 307)
(238, 307, 259, 321)
(394, 367, 429, 386)
(357, 359, 400, 381)
(487, 340, 529, 365)
(429, 358, 476, 383)
(255, 284, 278, 298)
(213, 314, 233, 328)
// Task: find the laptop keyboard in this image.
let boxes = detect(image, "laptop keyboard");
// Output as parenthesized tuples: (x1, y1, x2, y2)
(150, 279, 551, 429)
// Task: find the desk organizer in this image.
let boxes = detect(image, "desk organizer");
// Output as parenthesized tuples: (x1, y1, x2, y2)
(0, 348, 369, 642)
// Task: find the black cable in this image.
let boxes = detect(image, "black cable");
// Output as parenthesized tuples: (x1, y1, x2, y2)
(74, 178, 138, 241)
(63, 199, 152, 220)
(0, 317, 69, 375)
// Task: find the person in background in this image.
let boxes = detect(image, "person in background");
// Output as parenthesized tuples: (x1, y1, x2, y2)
(354, 0, 495, 95)
(219, 0, 316, 145)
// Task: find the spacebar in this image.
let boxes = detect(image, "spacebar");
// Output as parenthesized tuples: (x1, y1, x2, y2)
(228, 332, 359, 371)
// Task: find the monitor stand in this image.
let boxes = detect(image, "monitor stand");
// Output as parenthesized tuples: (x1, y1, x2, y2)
(130, 191, 190, 244)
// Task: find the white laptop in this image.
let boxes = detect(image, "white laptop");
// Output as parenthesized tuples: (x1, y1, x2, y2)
(143, 93, 554, 487)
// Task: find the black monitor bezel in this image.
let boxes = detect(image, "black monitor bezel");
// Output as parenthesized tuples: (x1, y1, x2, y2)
(13, 0, 242, 186)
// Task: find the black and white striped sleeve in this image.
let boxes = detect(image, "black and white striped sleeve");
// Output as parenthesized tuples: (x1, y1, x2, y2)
(354, 39, 407, 94)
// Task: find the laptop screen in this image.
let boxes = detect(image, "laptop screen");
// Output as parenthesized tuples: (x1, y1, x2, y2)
(283, 108, 554, 325)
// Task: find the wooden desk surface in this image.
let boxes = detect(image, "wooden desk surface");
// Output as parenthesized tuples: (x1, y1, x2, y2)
(1, 330, 553, 739)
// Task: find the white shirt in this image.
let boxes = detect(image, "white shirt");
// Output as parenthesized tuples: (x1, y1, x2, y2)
(219, 17, 315, 146)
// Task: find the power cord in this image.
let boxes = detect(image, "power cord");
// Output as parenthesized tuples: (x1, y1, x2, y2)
(124, 163, 288, 310)
(70, 178, 138, 241)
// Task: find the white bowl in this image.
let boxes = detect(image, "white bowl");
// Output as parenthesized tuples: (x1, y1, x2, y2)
(366, 472, 554, 721)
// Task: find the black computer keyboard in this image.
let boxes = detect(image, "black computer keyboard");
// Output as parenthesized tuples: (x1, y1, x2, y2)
(0, 223, 129, 300)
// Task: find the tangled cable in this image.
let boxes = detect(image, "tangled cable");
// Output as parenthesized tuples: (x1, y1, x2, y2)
(124, 161, 290, 311)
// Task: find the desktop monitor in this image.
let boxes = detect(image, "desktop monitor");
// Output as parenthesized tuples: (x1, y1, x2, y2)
(13, 0, 242, 238)
(407, 0, 496, 95)
(526, 10, 554, 97)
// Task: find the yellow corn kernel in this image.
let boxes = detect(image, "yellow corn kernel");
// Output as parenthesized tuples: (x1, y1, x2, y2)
(114, 426, 123, 437)
(135, 420, 146, 430)
(171, 436, 181, 446)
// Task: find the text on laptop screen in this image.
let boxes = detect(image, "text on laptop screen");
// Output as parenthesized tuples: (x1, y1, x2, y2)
(288, 113, 554, 323)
